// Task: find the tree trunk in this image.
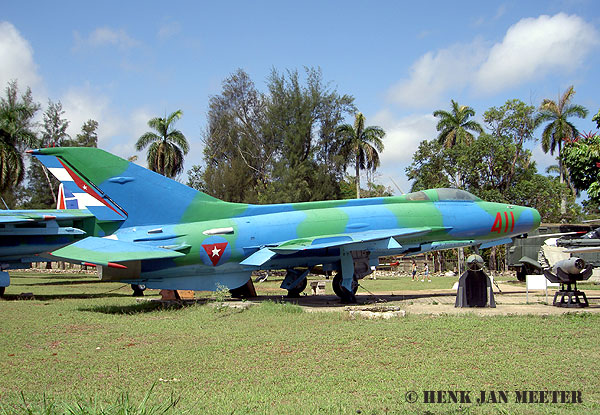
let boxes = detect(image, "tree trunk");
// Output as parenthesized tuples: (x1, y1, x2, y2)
(489, 246, 496, 271)
(355, 160, 361, 199)
(41, 165, 57, 206)
(559, 144, 566, 216)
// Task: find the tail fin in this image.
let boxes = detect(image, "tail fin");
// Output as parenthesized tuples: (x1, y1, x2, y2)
(32, 147, 220, 226)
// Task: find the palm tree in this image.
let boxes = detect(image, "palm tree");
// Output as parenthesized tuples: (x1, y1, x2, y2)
(433, 100, 482, 275)
(0, 81, 39, 194)
(135, 110, 189, 178)
(433, 100, 483, 148)
(536, 86, 588, 214)
(336, 113, 385, 198)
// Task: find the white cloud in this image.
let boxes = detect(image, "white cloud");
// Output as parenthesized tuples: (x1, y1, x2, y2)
(61, 85, 150, 160)
(74, 27, 139, 50)
(475, 13, 599, 94)
(0, 21, 41, 90)
(530, 143, 559, 175)
(371, 110, 438, 194)
(388, 13, 599, 109)
(387, 40, 487, 109)
(158, 21, 182, 40)
(494, 4, 507, 20)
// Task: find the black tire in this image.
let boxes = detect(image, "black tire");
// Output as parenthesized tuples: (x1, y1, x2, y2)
(0, 286, 5, 297)
(131, 284, 146, 297)
(332, 273, 358, 300)
(286, 277, 307, 298)
(339, 287, 357, 304)
(229, 279, 257, 299)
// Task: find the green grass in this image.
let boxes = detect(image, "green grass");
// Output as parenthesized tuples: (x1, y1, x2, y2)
(1, 272, 599, 414)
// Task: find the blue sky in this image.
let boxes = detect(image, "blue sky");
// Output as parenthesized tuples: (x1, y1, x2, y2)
(2, 1, 599, 195)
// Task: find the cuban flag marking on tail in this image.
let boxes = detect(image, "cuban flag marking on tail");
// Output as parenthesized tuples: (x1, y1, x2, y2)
(37, 154, 126, 221)
(56, 183, 80, 209)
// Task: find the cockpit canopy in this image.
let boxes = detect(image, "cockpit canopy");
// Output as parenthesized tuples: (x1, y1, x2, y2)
(435, 188, 481, 201)
(403, 188, 481, 202)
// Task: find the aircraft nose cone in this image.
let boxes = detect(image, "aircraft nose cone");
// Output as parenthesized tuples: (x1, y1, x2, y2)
(531, 208, 541, 230)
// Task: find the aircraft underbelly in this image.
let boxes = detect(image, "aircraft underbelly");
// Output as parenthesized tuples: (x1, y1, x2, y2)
(134, 265, 251, 291)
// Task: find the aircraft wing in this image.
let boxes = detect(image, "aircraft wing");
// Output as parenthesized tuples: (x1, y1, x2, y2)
(270, 227, 436, 253)
(241, 227, 440, 267)
(48, 236, 185, 266)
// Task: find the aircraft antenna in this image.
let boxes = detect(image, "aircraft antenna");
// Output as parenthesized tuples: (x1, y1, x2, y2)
(390, 177, 404, 194)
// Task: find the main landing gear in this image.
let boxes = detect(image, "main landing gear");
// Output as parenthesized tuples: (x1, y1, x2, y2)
(281, 268, 309, 298)
(131, 284, 146, 297)
(332, 273, 358, 303)
(280, 249, 371, 303)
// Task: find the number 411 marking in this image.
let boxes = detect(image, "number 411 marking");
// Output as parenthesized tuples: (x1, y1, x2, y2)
(491, 211, 515, 234)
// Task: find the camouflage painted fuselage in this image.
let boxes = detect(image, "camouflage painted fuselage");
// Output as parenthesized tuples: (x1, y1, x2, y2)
(31, 148, 540, 292)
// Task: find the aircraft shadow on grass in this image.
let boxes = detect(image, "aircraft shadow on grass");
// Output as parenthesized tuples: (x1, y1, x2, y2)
(1, 292, 132, 301)
(16, 279, 105, 286)
(79, 290, 460, 315)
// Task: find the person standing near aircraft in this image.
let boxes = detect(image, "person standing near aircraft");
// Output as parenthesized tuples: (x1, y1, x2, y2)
(422, 262, 431, 282)
(411, 260, 418, 281)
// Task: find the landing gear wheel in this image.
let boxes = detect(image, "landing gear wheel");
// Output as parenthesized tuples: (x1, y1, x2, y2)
(229, 279, 257, 299)
(332, 273, 358, 303)
(286, 278, 307, 298)
(0, 287, 5, 297)
(131, 284, 146, 297)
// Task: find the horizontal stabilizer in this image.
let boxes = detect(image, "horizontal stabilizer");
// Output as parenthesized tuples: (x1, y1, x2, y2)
(0, 214, 36, 224)
(49, 236, 185, 266)
(0, 210, 94, 225)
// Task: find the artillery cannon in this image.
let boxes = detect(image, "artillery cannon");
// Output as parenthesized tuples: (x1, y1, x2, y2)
(543, 258, 593, 308)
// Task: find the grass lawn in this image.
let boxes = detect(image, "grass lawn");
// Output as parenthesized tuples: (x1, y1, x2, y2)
(1, 272, 599, 414)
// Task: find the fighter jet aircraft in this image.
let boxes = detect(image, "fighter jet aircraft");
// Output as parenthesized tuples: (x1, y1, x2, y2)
(0, 180, 129, 296)
(28, 147, 540, 302)
(0, 209, 95, 296)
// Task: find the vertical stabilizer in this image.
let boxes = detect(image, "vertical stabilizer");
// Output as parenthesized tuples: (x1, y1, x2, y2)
(33, 147, 220, 226)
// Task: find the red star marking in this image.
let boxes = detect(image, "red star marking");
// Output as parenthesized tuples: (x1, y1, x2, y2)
(202, 242, 228, 266)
